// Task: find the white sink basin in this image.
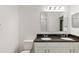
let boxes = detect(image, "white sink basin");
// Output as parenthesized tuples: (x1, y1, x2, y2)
(61, 38, 74, 41)
(41, 38, 52, 40)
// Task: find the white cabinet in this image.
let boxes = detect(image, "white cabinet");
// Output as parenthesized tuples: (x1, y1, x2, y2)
(34, 42, 79, 53)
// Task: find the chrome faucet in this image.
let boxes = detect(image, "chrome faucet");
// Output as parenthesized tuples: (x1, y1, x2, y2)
(43, 34, 48, 38)
(63, 34, 68, 38)
(65, 34, 68, 37)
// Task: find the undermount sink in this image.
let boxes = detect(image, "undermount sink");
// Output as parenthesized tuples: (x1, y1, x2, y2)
(61, 38, 74, 41)
(41, 38, 52, 40)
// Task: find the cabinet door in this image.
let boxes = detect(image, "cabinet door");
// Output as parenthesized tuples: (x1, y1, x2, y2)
(47, 42, 72, 53)
(71, 42, 79, 53)
(34, 43, 48, 53)
(74, 48, 79, 53)
(35, 47, 46, 53)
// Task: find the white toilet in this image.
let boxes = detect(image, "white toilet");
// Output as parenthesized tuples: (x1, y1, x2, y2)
(21, 40, 33, 53)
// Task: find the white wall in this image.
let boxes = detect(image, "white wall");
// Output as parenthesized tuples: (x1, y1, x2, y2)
(18, 5, 42, 51)
(0, 6, 19, 52)
(69, 6, 79, 36)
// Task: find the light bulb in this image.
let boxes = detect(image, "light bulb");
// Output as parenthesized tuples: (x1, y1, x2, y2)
(60, 6, 64, 10)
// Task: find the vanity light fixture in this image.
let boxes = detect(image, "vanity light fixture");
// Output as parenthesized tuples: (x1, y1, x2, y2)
(43, 6, 65, 12)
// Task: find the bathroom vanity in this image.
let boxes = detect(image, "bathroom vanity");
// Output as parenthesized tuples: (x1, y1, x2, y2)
(33, 6, 79, 53)
(34, 34, 79, 53)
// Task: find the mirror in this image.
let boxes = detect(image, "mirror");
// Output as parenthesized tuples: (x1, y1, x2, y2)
(40, 12, 64, 33)
(72, 13, 79, 28)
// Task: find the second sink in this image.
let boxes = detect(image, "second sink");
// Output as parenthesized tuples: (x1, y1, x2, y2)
(61, 38, 75, 41)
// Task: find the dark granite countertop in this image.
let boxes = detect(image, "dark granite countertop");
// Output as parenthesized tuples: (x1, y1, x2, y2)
(34, 34, 79, 42)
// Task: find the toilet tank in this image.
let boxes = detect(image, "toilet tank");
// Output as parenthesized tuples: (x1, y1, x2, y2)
(23, 40, 33, 50)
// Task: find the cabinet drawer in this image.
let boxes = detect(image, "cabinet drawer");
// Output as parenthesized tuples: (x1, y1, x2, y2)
(48, 48, 70, 53)
(47, 42, 72, 48)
